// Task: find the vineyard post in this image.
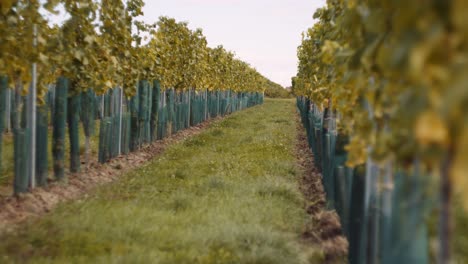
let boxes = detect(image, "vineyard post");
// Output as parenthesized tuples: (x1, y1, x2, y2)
(217, 90, 220, 116)
(67, 93, 81, 173)
(363, 99, 377, 261)
(163, 89, 166, 136)
(49, 84, 55, 122)
(53, 77, 68, 180)
(12, 80, 28, 194)
(160, 89, 164, 138)
(81, 89, 94, 168)
(12, 80, 21, 134)
(118, 87, 123, 155)
(227, 89, 231, 114)
(110, 89, 114, 117)
(151, 80, 160, 142)
(0, 77, 6, 177)
(205, 89, 208, 120)
(27, 23, 38, 189)
(101, 95, 104, 119)
(187, 88, 191, 127)
(440, 148, 454, 264)
(381, 161, 393, 261)
(6, 88, 11, 132)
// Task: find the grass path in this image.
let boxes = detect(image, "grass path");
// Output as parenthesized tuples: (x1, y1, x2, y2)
(0, 99, 324, 263)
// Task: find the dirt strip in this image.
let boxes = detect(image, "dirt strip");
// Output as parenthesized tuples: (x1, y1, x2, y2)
(294, 114, 348, 263)
(0, 119, 219, 233)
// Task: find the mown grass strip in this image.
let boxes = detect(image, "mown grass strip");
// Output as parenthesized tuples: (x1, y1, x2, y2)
(0, 99, 322, 264)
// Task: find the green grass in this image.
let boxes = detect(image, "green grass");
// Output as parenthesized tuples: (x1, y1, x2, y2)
(0, 99, 323, 264)
(0, 123, 101, 187)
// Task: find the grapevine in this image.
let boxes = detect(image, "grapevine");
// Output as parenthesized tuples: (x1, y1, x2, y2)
(294, 0, 468, 262)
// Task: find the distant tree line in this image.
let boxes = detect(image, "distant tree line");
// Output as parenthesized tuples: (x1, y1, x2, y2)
(264, 80, 292, 98)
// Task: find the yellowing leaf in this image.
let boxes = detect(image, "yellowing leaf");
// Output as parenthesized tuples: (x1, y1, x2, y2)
(84, 35, 95, 44)
(452, 125, 468, 212)
(74, 50, 84, 61)
(39, 53, 48, 64)
(452, 0, 468, 33)
(105, 80, 113, 88)
(414, 110, 449, 147)
(345, 137, 367, 167)
(347, 0, 357, 9)
(6, 15, 17, 24)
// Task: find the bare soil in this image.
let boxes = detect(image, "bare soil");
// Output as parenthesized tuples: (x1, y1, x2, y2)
(294, 114, 348, 263)
(0, 119, 218, 233)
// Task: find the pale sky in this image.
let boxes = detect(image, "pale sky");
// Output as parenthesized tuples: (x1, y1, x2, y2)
(141, 0, 326, 87)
